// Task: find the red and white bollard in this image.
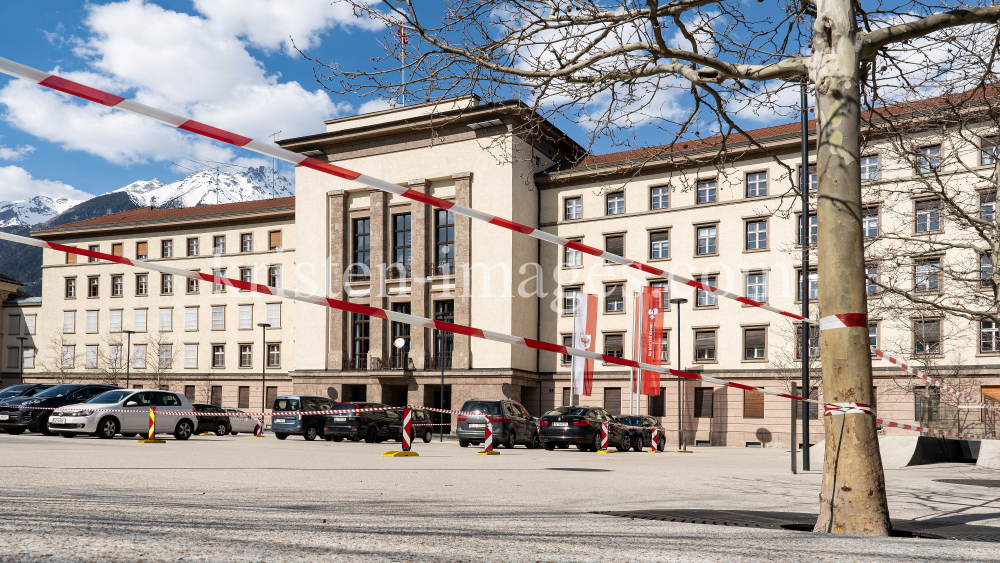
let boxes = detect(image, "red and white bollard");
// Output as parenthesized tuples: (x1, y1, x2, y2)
(650, 427, 661, 452)
(254, 417, 264, 437)
(402, 408, 412, 452)
(478, 417, 498, 455)
(599, 421, 609, 451)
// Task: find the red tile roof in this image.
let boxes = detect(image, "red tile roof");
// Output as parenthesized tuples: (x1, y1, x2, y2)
(39, 197, 295, 232)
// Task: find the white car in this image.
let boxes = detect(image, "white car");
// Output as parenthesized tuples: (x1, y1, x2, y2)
(50, 389, 197, 440)
(223, 408, 259, 435)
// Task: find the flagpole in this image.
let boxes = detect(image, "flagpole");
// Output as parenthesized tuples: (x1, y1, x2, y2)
(631, 290, 637, 415)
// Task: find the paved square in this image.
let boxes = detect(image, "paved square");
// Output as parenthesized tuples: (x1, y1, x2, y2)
(1, 432, 998, 562)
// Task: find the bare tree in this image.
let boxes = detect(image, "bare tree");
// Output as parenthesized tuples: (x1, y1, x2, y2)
(142, 329, 176, 391)
(40, 332, 79, 385)
(96, 335, 127, 387)
(304, 0, 1000, 534)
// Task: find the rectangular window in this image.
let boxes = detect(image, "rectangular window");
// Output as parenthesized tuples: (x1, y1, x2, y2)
(435, 210, 455, 275)
(110, 309, 122, 332)
(266, 386, 278, 406)
(159, 308, 172, 331)
(24, 315, 35, 335)
(983, 254, 994, 288)
(914, 319, 942, 355)
(86, 310, 98, 333)
(915, 259, 941, 293)
(651, 280, 669, 303)
(603, 388, 622, 415)
(89, 245, 100, 262)
(238, 305, 252, 329)
(8, 314, 19, 335)
(22, 348, 34, 369)
(982, 191, 996, 222)
(660, 330, 670, 363)
(561, 335, 573, 365)
(63, 311, 75, 333)
(212, 306, 225, 330)
(697, 179, 716, 204)
(694, 388, 714, 418)
(266, 303, 281, 328)
(133, 344, 146, 369)
(918, 145, 941, 173)
(860, 155, 879, 181)
(184, 386, 196, 401)
(112, 275, 123, 296)
(111, 243, 123, 257)
(66, 250, 76, 264)
(745, 220, 767, 250)
(650, 186, 669, 209)
(797, 269, 819, 301)
(161, 239, 173, 258)
(136, 275, 148, 296)
(392, 214, 411, 276)
(185, 344, 198, 368)
(6, 348, 17, 369)
(86, 345, 98, 368)
(650, 231, 669, 260)
(915, 200, 941, 233)
(981, 321, 1000, 353)
(605, 234, 623, 261)
(213, 269, 225, 292)
(65, 278, 76, 298)
(745, 273, 766, 303)
(240, 268, 252, 285)
(187, 278, 199, 293)
(390, 303, 411, 366)
(268, 266, 281, 288)
(798, 214, 818, 245)
(88, 276, 99, 297)
(746, 172, 767, 197)
(743, 389, 765, 419)
(161, 274, 173, 294)
(109, 345, 122, 369)
(696, 226, 717, 255)
(187, 237, 199, 256)
(914, 386, 941, 423)
(240, 344, 252, 367)
(648, 387, 666, 417)
(606, 192, 625, 215)
(564, 239, 582, 267)
(981, 136, 999, 165)
(795, 325, 820, 359)
(213, 235, 226, 254)
(269, 231, 282, 250)
(563, 288, 580, 315)
(158, 345, 171, 368)
(352, 218, 371, 275)
(241, 233, 253, 253)
(564, 197, 582, 220)
(433, 301, 454, 368)
(696, 277, 717, 307)
(267, 344, 280, 367)
(604, 334, 624, 358)
(863, 208, 879, 238)
(134, 308, 147, 332)
(605, 284, 624, 312)
(866, 265, 879, 296)
(350, 313, 369, 364)
(744, 328, 766, 360)
(695, 330, 716, 361)
(212, 345, 225, 368)
(185, 307, 198, 330)
(869, 323, 879, 355)
(238, 386, 250, 408)
(134, 241, 147, 260)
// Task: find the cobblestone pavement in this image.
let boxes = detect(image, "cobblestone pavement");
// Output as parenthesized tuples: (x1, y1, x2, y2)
(1, 432, 998, 562)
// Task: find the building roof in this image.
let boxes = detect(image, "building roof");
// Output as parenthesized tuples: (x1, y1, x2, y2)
(0, 272, 24, 287)
(35, 197, 295, 235)
(3, 294, 40, 306)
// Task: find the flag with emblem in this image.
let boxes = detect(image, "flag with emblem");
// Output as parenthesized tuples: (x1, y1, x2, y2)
(640, 286, 665, 395)
(571, 293, 598, 397)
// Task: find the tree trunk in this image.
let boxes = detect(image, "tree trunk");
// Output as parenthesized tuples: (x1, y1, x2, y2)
(812, 0, 892, 535)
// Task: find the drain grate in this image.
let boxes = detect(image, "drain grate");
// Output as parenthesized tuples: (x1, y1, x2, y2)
(596, 509, 1000, 543)
(933, 479, 1000, 488)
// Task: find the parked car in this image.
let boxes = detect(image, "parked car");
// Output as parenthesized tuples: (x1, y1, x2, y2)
(271, 395, 333, 440)
(323, 402, 398, 443)
(539, 406, 631, 452)
(385, 408, 435, 443)
(49, 389, 196, 440)
(0, 384, 118, 435)
(456, 399, 539, 449)
(0, 384, 53, 403)
(191, 403, 232, 436)
(618, 415, 666, 452)
(223, 408, 259, 435)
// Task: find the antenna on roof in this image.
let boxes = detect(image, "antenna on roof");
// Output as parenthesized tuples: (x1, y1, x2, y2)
(269, 131, 282, 199)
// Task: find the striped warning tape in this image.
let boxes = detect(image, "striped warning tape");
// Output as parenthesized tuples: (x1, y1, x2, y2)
(873, 350, 997, 413)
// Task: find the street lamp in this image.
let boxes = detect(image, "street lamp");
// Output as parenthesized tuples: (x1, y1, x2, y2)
(15, 336, 28, 384)
(436, 328, 446, 442)
(122, 330, 135, 388)
(669, 297, 689, 452)
(258, 323, 271, 433)
(799, 79, 812, 472)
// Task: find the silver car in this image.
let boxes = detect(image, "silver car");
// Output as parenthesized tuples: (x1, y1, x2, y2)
(50, 389, 197, 440)
(223, 408, 259, 435)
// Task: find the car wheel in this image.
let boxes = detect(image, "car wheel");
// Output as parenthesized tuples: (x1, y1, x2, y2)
(657, 437, 666, 452)
(215, 422, 229, 436)
(230, 432, 239, 436)
(61, 433, 75, 438)
(96, 417, 118, 439)
(333, 436, 344, 442)
(617, 434, 631, 452)
(121, 433, 137, 438)
(303, 426, 318, 441)
(459, 440, 469, 448)
(173, 419, 194, 440)
(423, 429, 433, 443)
(364, 426, 377, 444)
(543, 442, 555, 451)
(503, 430, 516, 449)
(591, 432, 602, 452)
(526, 432, 540, 449)
(632, 434, 644, 452)
(39, 415, 54, 436)
(275, 433, 288, 440)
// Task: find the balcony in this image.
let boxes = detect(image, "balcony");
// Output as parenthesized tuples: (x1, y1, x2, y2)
(426, 354, 452, 370)
(342, 357, 368, 371)
(431, 260, 455, 276)
(387, 355, 414, 370)
(386, 263, 411, 280)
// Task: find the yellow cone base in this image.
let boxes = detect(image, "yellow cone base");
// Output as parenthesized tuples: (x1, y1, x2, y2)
(477, 451, 500, 455)
(382, 451, 419, 457)
(676, 450, 694, 453)
(252, 435, 266, 438)
(648, 450, 664, 453)
(597, 449, 615, 453)
(138, 439, 166, 443)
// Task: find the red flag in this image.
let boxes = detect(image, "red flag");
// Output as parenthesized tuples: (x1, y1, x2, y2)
(571, 293, 598, 397)
(397, 26, 409, 45)
(640, 286, 665, 395)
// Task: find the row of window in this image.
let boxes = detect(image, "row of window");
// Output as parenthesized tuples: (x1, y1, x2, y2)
(66, 231, 283, 265)
(181, 385, 279, 410)
(5, 314, 36, 336)
(39, 342, 283, 370)
(60, 304, 281, 334)
(568, 385, 820, 420)
(64, 266, 282, 299)
(347, 211, 455, 280)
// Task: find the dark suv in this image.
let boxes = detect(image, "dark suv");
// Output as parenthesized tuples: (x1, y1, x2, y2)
(0, 384, 118, 435)
(192, 404, 232, 436)
(271, 396, 333, 440)
(456, 399, 539, 449)
(619, 415, 666, 451)
(323, 402, 398, 443)
(0, 384, 53, 403)
(539, 406, 631, 452)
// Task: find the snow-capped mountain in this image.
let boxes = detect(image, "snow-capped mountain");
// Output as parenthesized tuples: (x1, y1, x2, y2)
(115, 166, 293, 208)
(0, 195, 83, 228)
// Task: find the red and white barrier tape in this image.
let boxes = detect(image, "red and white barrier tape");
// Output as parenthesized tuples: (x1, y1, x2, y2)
(873, 350, 995, 413)
(824, 402, 875, 417)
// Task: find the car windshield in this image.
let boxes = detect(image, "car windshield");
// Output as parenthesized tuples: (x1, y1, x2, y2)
(34, 385, 80, 398)
(543, 407, 589, 417)
(619, 417, 642, 426)
(330, 403, 359, 414)
(272, 398, 300, 412)
(22, 387, 50, 397)
(87, 390, 132, 404)
(0, 385, 31, 398)
(461, 401, 501, 415)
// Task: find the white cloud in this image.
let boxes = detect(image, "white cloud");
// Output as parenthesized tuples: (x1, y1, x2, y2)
(0, 144, 34, 161)
(358, 98, 395, 114)
(0, 165, 92, 201)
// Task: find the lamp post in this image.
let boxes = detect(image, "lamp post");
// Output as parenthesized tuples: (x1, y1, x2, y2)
(15, 336, 28, 384)
(122, 330, 134, 388)
(437, 328, 446, 442)
(669, 298, 688, 452)
(258, 323, 271, 418)
(393, 336, 406, 405)
(799, 80, 811, 472)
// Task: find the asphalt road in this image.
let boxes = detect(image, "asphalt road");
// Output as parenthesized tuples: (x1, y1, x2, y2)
(1, 432, 998, 562)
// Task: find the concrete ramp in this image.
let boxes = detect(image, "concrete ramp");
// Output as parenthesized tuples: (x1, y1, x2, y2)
(975, 440, 1000, 470)
(807, 436, 978, 469)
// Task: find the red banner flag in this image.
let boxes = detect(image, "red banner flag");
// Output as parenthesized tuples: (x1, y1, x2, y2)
(571, 293, 598, 397)
(640, 286, 665, 395)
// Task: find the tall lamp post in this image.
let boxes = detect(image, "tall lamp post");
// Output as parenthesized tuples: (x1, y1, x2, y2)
(799, 80, 811, 472)
(257, 323, 271, 433)
(16, 336, 28, 384)
(122, 330, 135, 388)
(669, 297, 688, 452)
(437, 327, 446, 442)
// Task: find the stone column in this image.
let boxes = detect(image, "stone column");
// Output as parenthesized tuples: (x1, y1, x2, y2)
(409, 179, 428, 370)
(328, 190, 347, 370)
(368, 188, 388, 367)
(453, 172, 473, 369)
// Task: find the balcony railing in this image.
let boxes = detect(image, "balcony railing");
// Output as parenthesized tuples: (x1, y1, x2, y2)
(386, 264, 411, 280)
(388, 355, 414, 370)
(431, 260, 455, 276)
(347, 265, 371, 282)
(426, 354, 452, 370)
(342, 357, 368, 371)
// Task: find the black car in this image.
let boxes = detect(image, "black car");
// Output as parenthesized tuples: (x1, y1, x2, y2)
(455, 399, 540, 448)
(539, 406, 631, 452)
(323, 402, 399, 443)
(618, 415, 666, 452)
(0, 384, 53, 403)
(385, 408, 436, 443)
(0, 384, 118, 435)
(192, 403, 232, 436)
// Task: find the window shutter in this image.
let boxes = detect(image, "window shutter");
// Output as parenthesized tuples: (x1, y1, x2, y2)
(982, 191, 997, 204)
(744, 389, 765, 419)
(605, 334, 623, 349)
(695, 331, 715, 351)
(67, 251, 76, 264)
(137, 242, 148, 257)
(112, 243, 123, 256)
(270, 231, 282, 249)
(694, 388, 714, 418)
(649, 230, 669, 243)
(744, 328, 766, 347)
(915, 199, 940, 211)
(608, 284, 623, 301)
(605, 235, 623, 256)
(603, 388, 622, 415)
